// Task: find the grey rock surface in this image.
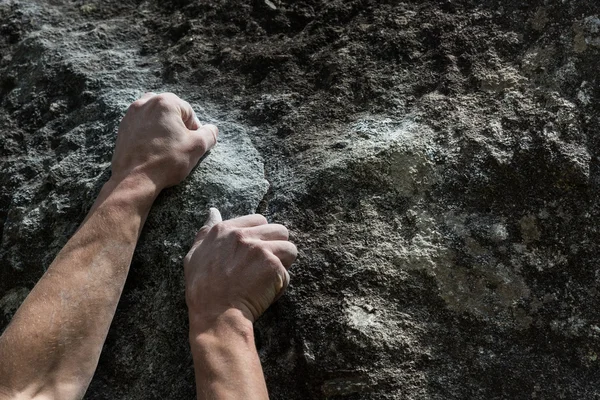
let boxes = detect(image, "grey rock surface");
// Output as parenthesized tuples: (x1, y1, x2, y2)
(2, 0, 600, 399)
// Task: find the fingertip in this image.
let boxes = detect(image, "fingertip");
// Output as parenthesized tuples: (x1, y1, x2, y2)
(193, 208, 223, 243)
(207, 207, 223, 225)
(205, 124, 219, 142)
(290, 242, 299, 261)
(192, 124, 219, 153)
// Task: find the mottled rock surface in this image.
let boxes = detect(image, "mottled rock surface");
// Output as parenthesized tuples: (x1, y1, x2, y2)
(2, 0, 600, 399)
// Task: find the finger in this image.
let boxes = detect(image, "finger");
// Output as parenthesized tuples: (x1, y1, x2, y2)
(186, 208, 223, 265)
(190, 124, 218, 155)
(154, 93, 203, 130)
(243, 224, 289, 241)
(273, 267, 290, 302)
(194, 207, 223, 243)
(266, 241, 297, 269)
(223, 214, 269, 228)
(166, 94, 200, 130)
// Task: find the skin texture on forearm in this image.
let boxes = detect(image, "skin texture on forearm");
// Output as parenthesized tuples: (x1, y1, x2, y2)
(0, 92, 218, 399)
(190, 310, 269, 400)
(0, 176, 157, 399)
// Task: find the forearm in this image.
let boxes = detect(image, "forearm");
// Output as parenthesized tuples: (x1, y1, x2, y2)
(0, 176, 158, 399)
(190, 310, 269, 400)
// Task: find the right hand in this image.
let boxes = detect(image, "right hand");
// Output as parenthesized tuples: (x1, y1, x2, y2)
(184, 208, 297, 326)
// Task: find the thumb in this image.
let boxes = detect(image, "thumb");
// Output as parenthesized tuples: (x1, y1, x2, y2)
(194, 207, 222, 243)
(273, 268, 290, 303)
(185, 208, 222, 266)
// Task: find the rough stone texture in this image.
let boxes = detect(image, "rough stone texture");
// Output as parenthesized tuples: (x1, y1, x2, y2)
(2, 0, 600, 399)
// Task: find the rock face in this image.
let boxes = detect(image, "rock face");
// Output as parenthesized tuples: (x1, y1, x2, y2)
(2, 0, 600, 398)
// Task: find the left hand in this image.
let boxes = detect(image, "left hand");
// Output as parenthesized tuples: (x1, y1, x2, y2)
(111, 92, 218, 190)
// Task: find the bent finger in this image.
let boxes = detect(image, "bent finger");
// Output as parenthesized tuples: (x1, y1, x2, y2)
(266, 241, 298, 269)
(190, 124, 218, 156)
(243, 224, 289, 241)
(273, 267, 290, 302)
(160, 93, 199, 130)
(178, 99, 201, 130)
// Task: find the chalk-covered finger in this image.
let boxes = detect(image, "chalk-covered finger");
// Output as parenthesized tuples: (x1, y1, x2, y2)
(185, 208, 223, 265)
(194, 208, 223, 243)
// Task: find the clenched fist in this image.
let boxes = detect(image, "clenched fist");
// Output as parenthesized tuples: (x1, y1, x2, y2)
(184, 208, 297, 327)
(111, 92, 218, 189)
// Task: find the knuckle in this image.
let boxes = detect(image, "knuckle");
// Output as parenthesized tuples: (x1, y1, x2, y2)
(231, 228, 247, 243)
(212, 222, 228, 236)
(129, 99, 145, 111)
(153, 93, 177, 110)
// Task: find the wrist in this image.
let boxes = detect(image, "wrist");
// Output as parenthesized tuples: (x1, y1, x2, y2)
(189, 308, 254, 344)
(188, 309, 268, 399)
(87, 174, 159, 242)
(104, 173, 161, 206)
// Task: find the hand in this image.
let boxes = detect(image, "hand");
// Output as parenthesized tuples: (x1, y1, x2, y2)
(184, 208, 297, 326)
(111, 92, 218, 190)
